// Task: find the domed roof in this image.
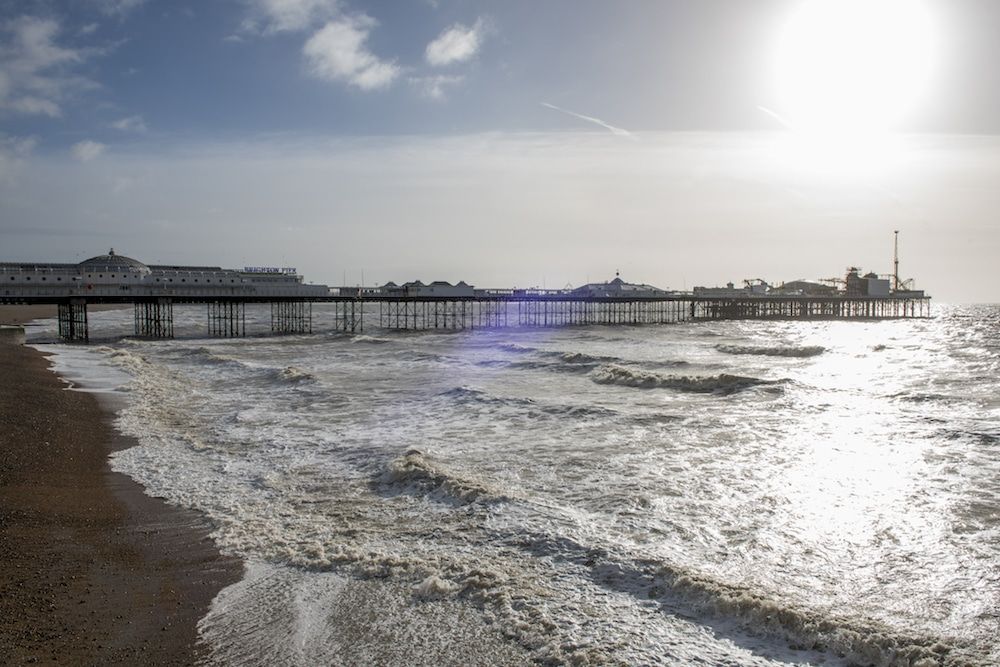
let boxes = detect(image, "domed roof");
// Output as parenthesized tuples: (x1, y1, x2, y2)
(78, 248, 151, 275)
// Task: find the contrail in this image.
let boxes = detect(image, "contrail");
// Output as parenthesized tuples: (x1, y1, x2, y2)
(541, 102, 634, 138)
(757, 105, 794, 130)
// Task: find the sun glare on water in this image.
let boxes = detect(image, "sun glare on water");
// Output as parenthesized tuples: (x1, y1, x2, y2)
(770, 0, 939, 171)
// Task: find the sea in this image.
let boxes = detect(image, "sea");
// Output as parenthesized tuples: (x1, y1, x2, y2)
(29, 303, 999, 666)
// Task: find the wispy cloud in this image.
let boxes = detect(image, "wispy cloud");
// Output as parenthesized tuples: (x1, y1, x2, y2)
(241, 0, 341, 34)
(0, 134, 36, 183)
(425, 18, 486, 67)
(96, 0, 147, 17)
(0, 16, 93, 118)
(303, 16, 398, 90)
(409, 74, 464, 100)
(72, 140, 107, 162)
(111, 114, 147, 132)
(541, 102, 634, 138)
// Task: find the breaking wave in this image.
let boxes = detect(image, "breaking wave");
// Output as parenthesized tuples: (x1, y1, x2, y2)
(269, 365, 316, 384)
(889, 391, 956, 403)
(100, 346, 157, 375)
(496, 342, 536, 354)
(537, 350, 622, 365)
(590, 364, 778, 394)
(716, 344, 826, 358)
(378, 449, 509, 505)
(507, 359, 598, 374)
(514, 534, 977, 667)
(350, 334, 391, 344)
(180, 346, 253, 369)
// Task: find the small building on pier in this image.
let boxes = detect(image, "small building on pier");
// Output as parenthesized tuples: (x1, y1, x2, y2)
(845, 268, 891, 297)
(571, 275, 671, 299)
(380, 280, 476, 298)
(694, 280, 770, 297)
(772, 280, 837, 296)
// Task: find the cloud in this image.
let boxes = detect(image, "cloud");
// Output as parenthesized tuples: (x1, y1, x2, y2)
(242, 0, 341, 34)
(425, 18, 486, 67)
(541, 102, 634, 138)
(409, 74, 464, 100)
(0, 16, 94, 118)
(96, 0, 147, 16)
(0, 134, 36, 183)
(303, 17, 398, 90)
(72, 140, 107, 161)
(111, 114, 147, 132)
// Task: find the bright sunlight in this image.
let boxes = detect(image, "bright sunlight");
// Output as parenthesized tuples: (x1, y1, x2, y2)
(774, 0, 939, 136)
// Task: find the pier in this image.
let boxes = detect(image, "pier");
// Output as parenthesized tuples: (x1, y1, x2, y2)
(1, 251, 932, 342)
(2, 292, 932, 343)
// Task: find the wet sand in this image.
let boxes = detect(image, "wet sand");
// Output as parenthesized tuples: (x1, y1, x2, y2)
(0, 307, 242, 665)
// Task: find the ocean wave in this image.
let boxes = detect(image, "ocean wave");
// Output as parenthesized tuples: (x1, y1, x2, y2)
(101, 346, 155, 375)
(378, 449, 509, 505)
(439, 385, 544, 409)
(440, 385, 616, 419)
(475, 359, 511, 368)
(351, 334, 391, 344)
(632, 559, 969, 667)
(590, 364, 778, 394)
(508, 360, 597, 374)
(889, 391, 955, 403)
(541, 350, 621, 364)
(647, 358, 693, 369)
(180, 346, 252, 369)
(716, 344, 826, 358)
(269, 365, 316, 384)
(508, 533, 975, 667)
(439, 385, 490, 402)
(496, 342, 536, 354)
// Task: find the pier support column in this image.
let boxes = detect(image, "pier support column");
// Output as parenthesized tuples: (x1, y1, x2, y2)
(334, 300, 362, 333)
(477, 299, 505, 328)
(58, 298, 89, 343)
(134, 298, 174, 338)
(208, 300, 245, 337)
(271, 301, 312, 334)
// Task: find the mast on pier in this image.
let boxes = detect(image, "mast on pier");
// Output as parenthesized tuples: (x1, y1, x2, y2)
(893, 230, 900, 292)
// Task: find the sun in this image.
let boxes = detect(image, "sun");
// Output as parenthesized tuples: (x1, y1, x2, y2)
(773, 0, 938, 136)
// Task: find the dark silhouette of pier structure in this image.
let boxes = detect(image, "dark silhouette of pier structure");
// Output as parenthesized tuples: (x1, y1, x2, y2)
(1, 251, 932, 342)
(4, 291, 933, 343)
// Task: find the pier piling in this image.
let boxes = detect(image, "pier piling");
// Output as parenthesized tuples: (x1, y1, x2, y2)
(208, 300, 246, 337)
(58, 298, 89, 343)
(134, 298, 174, 338)
(271, 301, 312, 335)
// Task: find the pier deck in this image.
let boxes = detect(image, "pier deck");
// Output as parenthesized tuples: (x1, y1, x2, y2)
(1, 291, 932, 342)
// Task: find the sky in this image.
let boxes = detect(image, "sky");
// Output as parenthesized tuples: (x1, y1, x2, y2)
(1, 0, 998, 301)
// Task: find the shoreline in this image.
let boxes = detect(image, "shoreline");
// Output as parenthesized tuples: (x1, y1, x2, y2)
(0, 309, 242, 665)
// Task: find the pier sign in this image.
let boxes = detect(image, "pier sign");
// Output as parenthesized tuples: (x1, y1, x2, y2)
(243, 266, 298, 274)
